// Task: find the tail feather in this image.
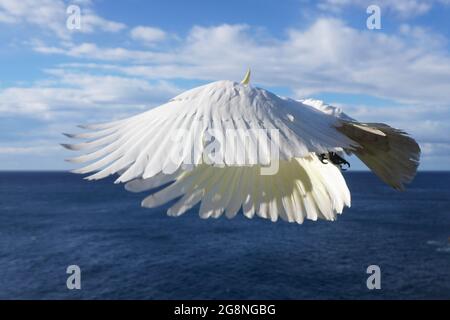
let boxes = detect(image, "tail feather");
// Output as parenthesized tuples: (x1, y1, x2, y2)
(134, 155, 351, 223)
(338, 122, 421, 190)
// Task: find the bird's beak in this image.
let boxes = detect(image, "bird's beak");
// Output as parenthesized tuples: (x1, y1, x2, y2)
(240, 68, 251, 85)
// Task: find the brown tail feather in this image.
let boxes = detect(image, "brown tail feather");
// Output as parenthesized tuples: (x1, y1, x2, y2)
(337, 122, 421, 190)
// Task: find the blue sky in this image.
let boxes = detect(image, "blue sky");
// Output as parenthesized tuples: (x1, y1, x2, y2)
(0, 0, 450, 170)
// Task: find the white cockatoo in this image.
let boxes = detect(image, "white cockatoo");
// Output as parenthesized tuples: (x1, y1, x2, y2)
(63, 70, 420, 224)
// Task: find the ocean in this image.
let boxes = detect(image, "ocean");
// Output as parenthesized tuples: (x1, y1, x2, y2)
(0, 171, 449, 300)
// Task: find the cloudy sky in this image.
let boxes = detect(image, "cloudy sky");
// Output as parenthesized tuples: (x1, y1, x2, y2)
(1, 0, 449, 170)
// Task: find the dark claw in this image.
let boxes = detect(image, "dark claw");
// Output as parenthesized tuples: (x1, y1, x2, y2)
(318, 153, 328, 164)
(318, 152, 350, 171)
(340, 159, 350, 171)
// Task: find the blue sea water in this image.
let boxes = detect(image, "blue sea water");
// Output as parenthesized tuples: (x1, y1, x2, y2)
(0, 171, 449, 300)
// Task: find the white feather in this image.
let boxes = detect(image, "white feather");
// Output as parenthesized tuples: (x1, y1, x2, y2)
(63, 78, 419, 224)
(125, 154, 350, 224)
(63, 81, 358, 183)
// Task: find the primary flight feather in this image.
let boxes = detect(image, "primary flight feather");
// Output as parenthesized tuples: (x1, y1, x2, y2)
(63, 70, 420, 224)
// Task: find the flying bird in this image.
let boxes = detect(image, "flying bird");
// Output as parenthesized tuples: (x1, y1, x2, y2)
(63, 70, 420, 224)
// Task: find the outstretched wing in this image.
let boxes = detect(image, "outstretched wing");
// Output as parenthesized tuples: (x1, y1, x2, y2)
(337, 122, 420, 190)
(124, 154, 351, 224)
(63, 81, 358, 184)
(302, 99, 421, 190)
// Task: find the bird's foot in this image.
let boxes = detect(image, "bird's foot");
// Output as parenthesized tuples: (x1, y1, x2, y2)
(318, 152, 350, 171)
(318, 153, 329, 164)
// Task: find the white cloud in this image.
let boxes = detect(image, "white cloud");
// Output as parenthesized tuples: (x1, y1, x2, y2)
(0, 0, 126, 38)
(80, 12, 126, 33)
(0, 9, 15, 22)
(130, 26, 167, 44)
(421, 142, 450, 157)
(317, 0, 444, 17)
(33, 42, 170, 61)
(0, 71, 182, 118)
(34, 20, 450, 106)
(0, 145, 60, 155)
